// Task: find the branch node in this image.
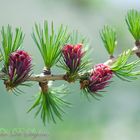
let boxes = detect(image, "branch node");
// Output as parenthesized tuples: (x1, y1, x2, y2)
(80, 80, 89, 89)
(135, 40, 140, 47)
(39, 68, 51, 93)
(135, 41, 140, 57)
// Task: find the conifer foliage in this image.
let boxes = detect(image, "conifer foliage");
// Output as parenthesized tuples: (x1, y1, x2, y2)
(0, 9, 140, 125)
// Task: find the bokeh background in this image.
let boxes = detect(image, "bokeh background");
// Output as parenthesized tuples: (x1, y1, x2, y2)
(0, 0, 140, 140)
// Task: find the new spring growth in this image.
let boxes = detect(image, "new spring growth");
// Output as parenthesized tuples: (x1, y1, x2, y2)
(61, 44, 85, 82)
(4, 50, 32, 91)
(81, 64, 113, 95)
(0, 9, 140, 124)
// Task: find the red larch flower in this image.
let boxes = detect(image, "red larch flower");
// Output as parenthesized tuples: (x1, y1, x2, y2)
(6, 50, 32, 89)
(88, 64, 113, 93)
(62, 44, 84, 74)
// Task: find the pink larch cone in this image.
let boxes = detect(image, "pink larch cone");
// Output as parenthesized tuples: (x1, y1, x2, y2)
(7, 50, 32, 88)
(88, 64, 113, 93)
(62, 44, 84, 74)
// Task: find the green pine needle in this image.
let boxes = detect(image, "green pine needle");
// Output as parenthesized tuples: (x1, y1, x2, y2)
(82, 87, 104, 101)
(100, 25, 117, 56)
(32, 21, 69, 69)
(0, 25, 24, 69)
(27, 85, 71, 125)
(126, 9, 140, 41)
(111, 50, 140, 81)
(68, 30, 89, 47)
(0, 53, 2, 62)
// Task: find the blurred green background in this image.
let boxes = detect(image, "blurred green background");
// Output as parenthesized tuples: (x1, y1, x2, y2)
(0, 0, 140, 140)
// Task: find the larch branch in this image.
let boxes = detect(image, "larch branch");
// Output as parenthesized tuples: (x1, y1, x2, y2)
(0, 45, 140, 82)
